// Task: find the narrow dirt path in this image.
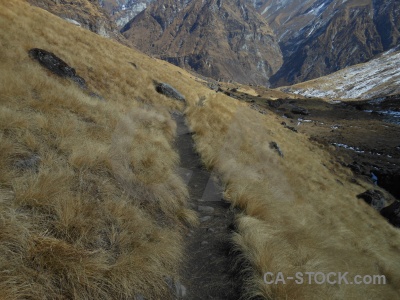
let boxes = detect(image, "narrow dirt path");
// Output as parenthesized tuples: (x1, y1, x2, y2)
(172, 112, 242, 300)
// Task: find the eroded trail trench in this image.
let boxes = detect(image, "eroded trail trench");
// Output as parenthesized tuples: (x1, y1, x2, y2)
(172, 112, 242, 300)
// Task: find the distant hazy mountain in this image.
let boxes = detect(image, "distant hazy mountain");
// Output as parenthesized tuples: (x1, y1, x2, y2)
(121, 0, 283, 86)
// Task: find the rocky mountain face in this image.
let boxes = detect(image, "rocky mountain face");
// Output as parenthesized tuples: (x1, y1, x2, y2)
(252, 0, 400, 86)
(37, 0, 399, 88)
(106, 0, 399, 87)
(98, 0, 152, 28)
(121, 0, 283, 86)
(28, 0, 124, 40)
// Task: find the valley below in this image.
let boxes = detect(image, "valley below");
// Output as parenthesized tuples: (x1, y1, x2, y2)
(217, 84, 400, 201)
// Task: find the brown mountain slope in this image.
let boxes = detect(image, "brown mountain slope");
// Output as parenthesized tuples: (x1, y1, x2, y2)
(121, 0, 283, 86)
(101, 0, 400, 88)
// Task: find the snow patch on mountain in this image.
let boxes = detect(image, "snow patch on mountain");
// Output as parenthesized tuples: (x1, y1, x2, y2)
(99, 0, 152, 28)
(306, 2, 327, 15)
(282, 48, 400, 100)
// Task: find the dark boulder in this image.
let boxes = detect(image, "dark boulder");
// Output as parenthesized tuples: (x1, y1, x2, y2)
(380, 201, 400, 228)
(269, 141, 284, 157)
(249, 104, 267, 114)
(291, 106, 309, 115)
(284, 125, 298, 133)
(155, 82, 185, 102)
(129, 61, 138, 69)
(348, 161, 363, 175)
(29, 48, 87, 89)
(267, 99, 284, 109)
(283, 112, 294, 119)
(374, 171, 400, 200)
(281, 121, 298, 132)
(207, 83, 219, 91)
(357, 189, 387, 211)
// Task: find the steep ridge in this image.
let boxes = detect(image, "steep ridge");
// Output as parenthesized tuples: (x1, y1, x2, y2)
(99, 0, 152, 28)
(121, 0, 283, 86)
(280, 47, 400, 99)
(252, 0, 327, 41)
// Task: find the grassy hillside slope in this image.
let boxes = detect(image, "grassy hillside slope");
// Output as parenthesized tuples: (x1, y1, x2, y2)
(185, 96, 400, 298)
(0, 1, 203, 298)
(1, 1, 400, 299)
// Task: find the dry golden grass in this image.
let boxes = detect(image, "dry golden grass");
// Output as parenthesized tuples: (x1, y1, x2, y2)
(0, 0, 208, 298)
(185, 92, 400, 299)
(3, 1, 400, 299)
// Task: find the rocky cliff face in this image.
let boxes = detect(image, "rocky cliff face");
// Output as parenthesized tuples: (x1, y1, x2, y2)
(28, 0, 123, 40)
(98, 0, 152, 28)
(39, 0, 398, 87)
(112, 0, 399, 87)
(253, 0, 400, 86)
(121, 0, 283, 86)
